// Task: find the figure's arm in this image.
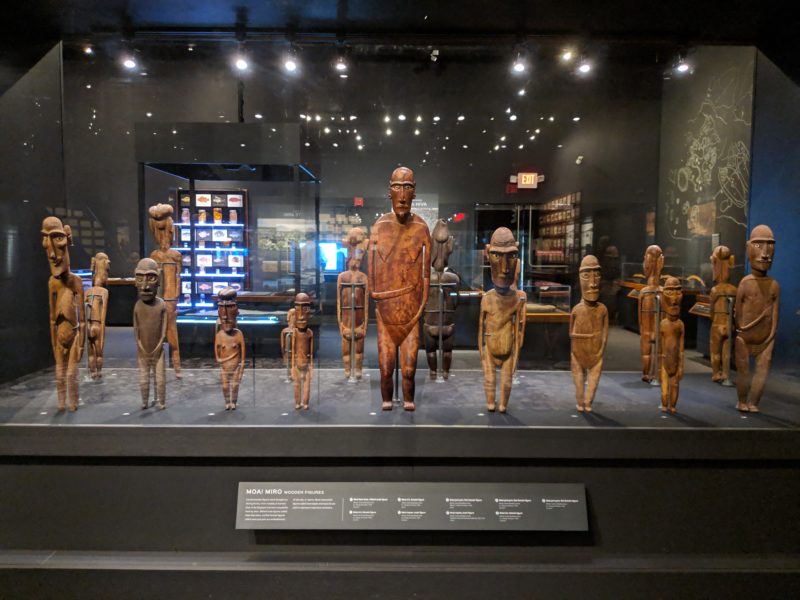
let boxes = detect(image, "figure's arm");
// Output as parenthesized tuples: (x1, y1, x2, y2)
(599, 306, 610, 359)
(48, 282, 57, 348)
(367, 235, 376, 298)
(678, 322, 685, 380)
(159, 304, 168, 346)
(336, 274, 343, 334)
(478, 302, 486, 361)
(411, 236, 432, 323)
(516, 292, 527, 351)
(361, 275, 369, 337)
(734, 284, 744, 329)
(214, 333, 221, 364)
(310, 331, 315, 370)
(133, 310, 145, 355)
(237, 331, 246, 381)
(75, 281, 86, 355)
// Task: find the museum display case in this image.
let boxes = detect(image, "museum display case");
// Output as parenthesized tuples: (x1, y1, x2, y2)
(0, 7, 799, 596)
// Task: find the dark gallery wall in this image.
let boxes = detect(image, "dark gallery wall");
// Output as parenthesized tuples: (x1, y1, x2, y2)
(749, 52, 800, 371)
(0, 44, 65, 383)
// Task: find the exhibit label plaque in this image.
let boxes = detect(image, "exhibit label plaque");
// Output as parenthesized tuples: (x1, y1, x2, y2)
(236, 482, 587, 531)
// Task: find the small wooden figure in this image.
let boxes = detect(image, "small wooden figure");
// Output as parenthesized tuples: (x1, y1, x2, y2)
(41, 216, 85, 412)
(734, 224, 779, 412)
(291, 292, 314, 410)
(148, 203, 182, 378)
(478, 227, 527, 413)
(337, 226, 369, 381)
(709, 245, 737, 385)
(133, 258, 167, 410)
(570, 255, 609, 412)
(659, 277, 684, 413)
(369, 167, 431, 411)
(423, 219, 460, 381)
(280, 308, 296, 378)
(638, 244, 664, 383)
(215, 287, 245, 410)
(85, 252, 110, 380)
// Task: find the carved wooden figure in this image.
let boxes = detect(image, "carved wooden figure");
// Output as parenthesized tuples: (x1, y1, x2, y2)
(133, 258, 167, 410)
(709, 245, 737, 385)
(423, 219, 460, 380)
(478, 227, 527, 413)
(215, 287, 245, 410)
(85, 252, 110, 380)
(42, 216, 85, 411)
(148, 203, 182, 378)
(291, 293, 314, 410)
(735, 224, 779, 412)
(638, 245, 664, 383)
(368, 167, 431, 411)
(570, 255, 609, 412)
(337, 227, 369, 381)
(659, 277, 684, 413)
(280, 308, 296, 377)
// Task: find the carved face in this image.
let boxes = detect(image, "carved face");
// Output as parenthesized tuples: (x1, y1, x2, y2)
(151, 217, 174, 251)
(92, 253, 110, 287)
(41, 217, 71, 278)
(135, 260, 160, 303)
(389, 167, 416, 220)
(643, 245, 664, 280)
(431, 220, 454, 272)
(580, 267, 601, 303)
(218, 301, 239, 331)
(662, 278, 683, 318)
(294, 303, 310, 329)
(710, 246, 732, 284)
(747, 237, 775, 275)
(347, 246, 364, 271)
(487, 247, 518, 289)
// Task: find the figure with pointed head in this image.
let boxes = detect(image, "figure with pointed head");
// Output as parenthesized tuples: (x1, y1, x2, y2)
(148, 203, 183, 378)
(291, 292, 314, 410)
(659, 277, 684, 413)
(709, 245, 737, 384)
(478, 227, 527, 413)
(337, 227, 369, 380)
(423, 219, 460, 380)
(86, 252, 110, 380)
(133, 257, 167, 409)
(638, 244, 664, 383)
(215, 287, 246, 410)
(570, 255, 609, 412)
(734, 224, 779, 412)
(369, 166, 431, 410)
(41, 216, 85, 411)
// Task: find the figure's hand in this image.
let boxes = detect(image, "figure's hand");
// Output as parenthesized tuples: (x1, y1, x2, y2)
(354, 326, 365, 339)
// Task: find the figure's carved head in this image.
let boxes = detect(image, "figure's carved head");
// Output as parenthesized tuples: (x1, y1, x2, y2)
(388, 166, 416, 220)
(91, 252, 110, 287)
(293, 292, 312, 330)
(485, 227, 519, 290)
(710, 245, 734, 284)
(662, 276, 683, 318)
(579, 254, 602, 304)
(343, 226, 367, 270)
(41, 216, 72, 278)
(134, 258, 160, 303)
(747, 224, 775, 275)
(217, 287, 239, 331)
(431, 219, 454, 273)
(148, 203, 175, 251)
(643, 244, 664, 280)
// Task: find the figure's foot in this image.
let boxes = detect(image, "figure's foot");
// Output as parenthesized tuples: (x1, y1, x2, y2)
(68, 405, 78, 412)
(443, 372, 449, 380)
(746, 404, 759, 413)
(711, 373, 723, 383)
(668, 407, 677, 414)
(141, 403, 148, 410)
(295, 403, 301, 410)
(736, 402, 749, 412)
(57, 404, 66, 413)
(174, 368, 182, 380)
(660, 405, 668, 412)
(499, 405, 507, 414)
(642, 375, 651, 383)
(403, 401, 415, 411)
(486, 403, 496, 412)
(576, 404, 584, 412)
(303, 403, 309, 411)
(429, 371, 436, 380)
(225, 404, 231, 411)
(584, 405, 593, 413)
(381, 400, 393, 411)
(355, 370, 363, 380)
(231, 403, 236, 411)
(158, 403, 166, 410)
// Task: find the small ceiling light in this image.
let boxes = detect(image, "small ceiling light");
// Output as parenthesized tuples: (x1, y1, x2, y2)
(676, 61, 690, 73)
(576, 155, 584, 165)
(339, 73, 348, 79)
(512, 53, 526, 74)
(335, 57, 347, 72)
(187, 44, 195, 52)
(349, 115, 357, 120)
(146, 112, 153, 117)
(254, 113, 263, 119)
(355, 134, 362, 141)
(324, 127, 331, 134)
(123, 57, 137, 69)
(284, 53, 298, 73)
(529, 135, 536, 140)
(304, 141, 311, 147)
(457, 115, 465, 121)
(506, 107, 511, 114)
(85, 84, 92, 89)
(385, 128, 392, 135)
(305, 115, 311, 121)
(578, 59, 591, 74)
(535, 128, 541, 133)
(314, 114, 321, 122)
(416, 115, 423, 122)
(240, 143, 246, 147)
(518, 144, 524, 149)
(509, 115, 517, 121)
(398, 114, 407, 121)
(384, 115, 391, 123)
(549, 116, 555, 122)
(494, 144, 500, 150)
(462, 144, 468, 149)
(332, 142, 338, 147)
(235, 57, 248, 71)
(558, 144, 563, 148)
(518, 89, 526, 96)
(414, 129, 420, 135)
(500, 135, 506, 141)
(83, 46, 93, 55)
(358, 144, 364, 150)
(561, 50, 573, 62)
(433, 115, 441, 122)
(573, 116, 581, 122)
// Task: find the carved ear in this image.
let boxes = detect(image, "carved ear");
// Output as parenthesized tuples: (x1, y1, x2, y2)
(728, 255, 735, 268)
(483, 245, 490, 260)
(515, 241, 520, 251)
(64, 224, 73, 246)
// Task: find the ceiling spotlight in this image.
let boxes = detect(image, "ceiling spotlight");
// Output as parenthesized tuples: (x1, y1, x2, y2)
(518, 144, 524, 149)
(315, 114, 321, 122)
(573, 116, 581, 122)
(350, 115, 357, 120)
(358, 144, 364, 151)
(254, 113, 263, 119)
(83, 46, 93, 55)
(304, 142, 310, 147)
(414, 129, 420, 135)
(235, 57, 248, 71)
(529, 135, 536, 140)
(416, 115, 423, 122)
(561, 50, 573, 62)
(384, 115, 391, 123)
(577, 59, 591, 74)
(339, 73, 348, 79)
(284, 51, 298, 73)
(549, 116, 555, 122)
(324, 127, 331, 134)
(385, 128, 392, 135)
(187, 44, 195, 52)
(398, 114, 407, 121)
(335, 57, 348, 72)
(494, 144, 500, 150)
(433, 115, 440, 122)
(676, 61, 690, 73)
(457, 115, 465, 121)
(122, 57, 137, 69)
(518, 89, 526, 96)
(500, 135, 506, 141)
(511, 53, 526, 74)
(509, 115, 517, 121)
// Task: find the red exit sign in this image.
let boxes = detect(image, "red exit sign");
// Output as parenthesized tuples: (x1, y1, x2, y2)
(518, 172, 538, 189)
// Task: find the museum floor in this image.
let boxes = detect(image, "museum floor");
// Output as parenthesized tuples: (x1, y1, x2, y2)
(1, 325, 797, 430)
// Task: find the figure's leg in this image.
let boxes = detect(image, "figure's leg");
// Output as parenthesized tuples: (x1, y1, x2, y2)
(585, 359, 604, 412)
(660, 366, 669, 412)
(442, 330, 455, 380)
(303, 368, 312, 409)
(96, 334, 105, 378)
(498, 357, 515, 413)
(640, 330, 652, 382)
(720, 331, 731, 383)
(221, 370, 231, 408)
(66, 340, 81, 411)
(570, 353, 585, 411)
(355, 336, 365, 379)
(88, 340, 97, 379)
(293, 367, 302, 409)
(54, 348, 68, 411)
(423, 328, 437, 379)
(710, 325, 723, 382)
(138, 354, 150, 409)
(482, 354, 497, 412)
(747, 341, 774, 412)
(155, 350, 166, 408)
(400, 326, 420, 411)
(342, 336, 351, 378)
(669, 375, 679, 413)
(376, 316, 395, 410)
(165, 306, 181, 378)
(734, 336, 751, 411)
(230, 370, 240, 409)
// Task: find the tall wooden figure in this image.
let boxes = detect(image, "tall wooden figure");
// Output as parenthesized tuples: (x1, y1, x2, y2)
(215, 287, 245, 410)
(570, 255, 609, 412)
(659, 277, 684, 413)
(337, 227, 369, 381)
(291, 293, 314, 410)
(638, 245, 664, 383)
(735, 224, 779, 413)
(133, 258, 167, 410)
(86, 252, 110, 380)
(709, 245, 737, 385)
(148, 203, 182, 378)
(423, 219, 460, 381)
(478, 227, 527, 413)
(41, 216, 85, 412)
(369, 167, 431, 411)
